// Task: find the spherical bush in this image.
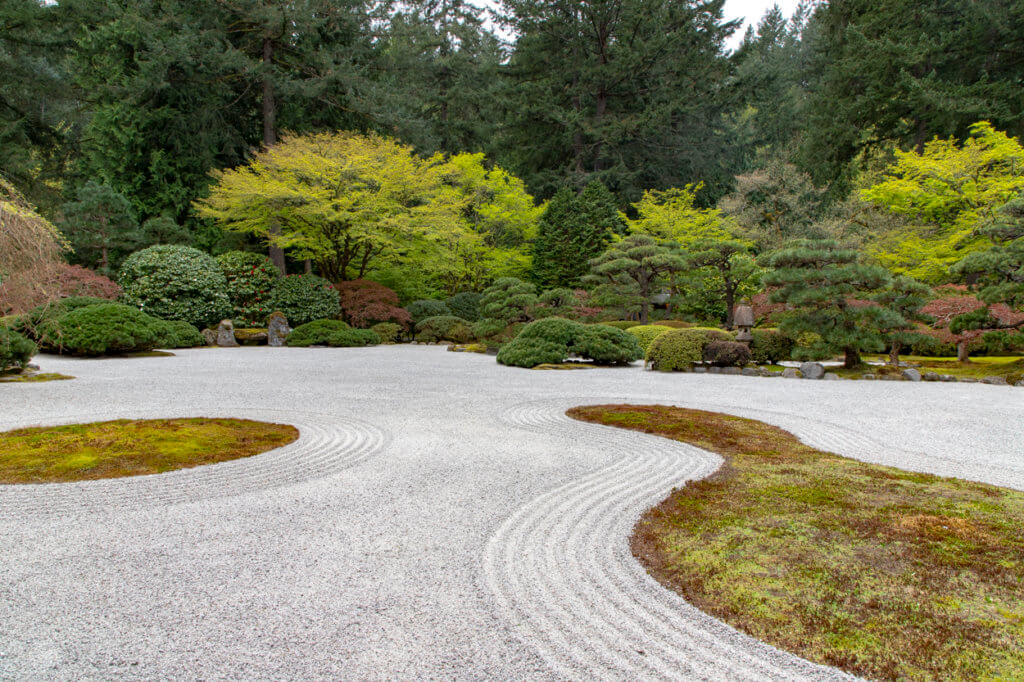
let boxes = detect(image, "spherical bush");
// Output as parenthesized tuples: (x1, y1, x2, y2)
(119, 245, 232, 328)
(268, 274, 341, 327)
(626, 325, 673, 352)
(646, 327, 732, 372)
(572, 325, 643, 365)
(216, 251, 280, 327)
(52, 303, 163, 356)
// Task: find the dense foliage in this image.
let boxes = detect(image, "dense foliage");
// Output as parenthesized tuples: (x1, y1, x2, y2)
(286, 320, 351, 347)
(646, 327, 733, 372)
(335, 279, 411, 328)
(48, 303, 162, 356)
(496, 318, 642, 368)
(749, 329, 794, 365)
(480, 278, 538, 323)
(216, 251, 280, 327)
(119, 245, 232, 328)
(703, 340, 752, 367)
(443, 292, 482, 322)
(626, 325, 673, 353)
(268, 275, 341, 327)
(407, 299, 451, 325)
(414, 315, 474, 344)
(1, 327, 35, 371)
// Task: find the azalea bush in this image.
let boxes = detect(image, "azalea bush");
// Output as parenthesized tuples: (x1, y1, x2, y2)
(268, 274, 340, 326)
(216, 251, 280, 326)
(119, 245, 232, 328)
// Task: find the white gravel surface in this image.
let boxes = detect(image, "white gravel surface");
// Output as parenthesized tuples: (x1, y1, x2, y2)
(1, 346, 1021, 680)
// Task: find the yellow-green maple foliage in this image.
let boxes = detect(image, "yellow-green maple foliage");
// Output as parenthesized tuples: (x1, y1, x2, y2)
(861, 121, 1024, 282)
(627, 183, 737, 248)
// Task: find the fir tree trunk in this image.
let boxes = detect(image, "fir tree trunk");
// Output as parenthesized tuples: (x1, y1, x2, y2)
(889, 341, 901, 368)
(262, 35, 285, 275)
(844, 347, 861, 369)
(957, 340, 970, 363)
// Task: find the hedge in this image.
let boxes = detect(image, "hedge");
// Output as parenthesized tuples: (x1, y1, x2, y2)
(646, 327, 733, 372)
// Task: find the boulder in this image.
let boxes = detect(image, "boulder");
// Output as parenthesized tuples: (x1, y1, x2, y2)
(799, 362, 825, 380)
(693, 366, 707, 373)
(447, 343, 487, 353)
(981, 375, 1009, 386)
(234, 328, 268, 345)
(216, 319, 238, 347)
(708, 366, 722, 374)
(823, 373, 840, 380)
(922, 371, 941, 382)
(741, 367, 759, 377)
(861, 374, 876, 380)
(201, 328, 217, 346)
(940, 374, 956, 382)
(781, 368, 802, 379)
(267, 311, 291, 347)
(959, 377, 979, 383)
(721, 367, 742, 375)
(901, 368, 921, 382)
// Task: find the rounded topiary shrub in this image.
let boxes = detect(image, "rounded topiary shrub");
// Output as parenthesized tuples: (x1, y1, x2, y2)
(286, 319, 350, 347)
(626, 325, 673, 352)
(444, 292, 482, 322)
(646, 327, 733, 372)
(414, 315, 474, 343)
(325, 328, 380, 347)
(750, 328, 795, 365)
(703, 340, 752, 367)
(472, 317, 508, 342)
(216, 251, 280, 327)
(52, 303, 162, 356)
(268, 274, 340, 327)
(480, 277, 537, 322)
(370, 322, 403, 344)
(497, 317, 642, 368)
(1, 327, 35, 371)
(406, 299, 450, 325)
(150, 319, 205, 349)
(119, 245, 232, 328)
(599, 320, 643, 330)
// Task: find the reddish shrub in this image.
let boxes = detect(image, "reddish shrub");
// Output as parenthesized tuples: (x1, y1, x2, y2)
(49, 264, 121, 300)
(334, 279, 412, 329)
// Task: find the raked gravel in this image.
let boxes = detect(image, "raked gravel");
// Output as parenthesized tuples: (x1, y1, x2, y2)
(0, 346, 1021, 680)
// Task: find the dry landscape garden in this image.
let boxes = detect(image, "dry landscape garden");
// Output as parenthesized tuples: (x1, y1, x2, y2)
(1, 0, 1023, 679)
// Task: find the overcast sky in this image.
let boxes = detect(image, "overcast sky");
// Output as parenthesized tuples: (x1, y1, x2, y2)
(722, 0, 803, 49)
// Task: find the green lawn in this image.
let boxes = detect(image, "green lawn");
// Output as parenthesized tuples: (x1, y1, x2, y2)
(569, 404, 1024, 681)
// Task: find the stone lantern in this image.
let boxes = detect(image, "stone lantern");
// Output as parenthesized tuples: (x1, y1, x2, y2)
(733, 304, 754, 343)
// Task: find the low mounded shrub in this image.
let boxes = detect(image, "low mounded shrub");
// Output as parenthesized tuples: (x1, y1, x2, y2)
(50, 303, 163, 356)
(598, 320, 643, 330)
(480, 277, 538, 322)
(626, 325, 673, 352)
(119, 245, 232, 328)
(646, 327, 733, 372)
(472, 317, 507, 341)
(406, 299, 450, 325)
(335, 279, 411, 328)
(286, 319, 350, 347)
(750, 328, 795, 365)
(444, 292, 482, 322)
(1, 327, 35, 371)
(703, 340, 752, 367)
(150, 319, 205, 348)
(269, 274, 341, 326)
(415, 315, 474, 343)
(216, 251, 280, 327)
(370, 322, 403, 344)
(651, 320, 693, 329)
(497, 318, 642, 368)
(325, 328, 380, 347)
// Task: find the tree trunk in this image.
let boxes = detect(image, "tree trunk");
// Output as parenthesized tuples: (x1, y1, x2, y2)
(262, 35, 285, 275)
(724, 279, 735, 329)
(844, 347, 861, 369)
(889, 341, 901, 368)
(957, 340, 970, 363)
(303, 259, 312, 274)
(100, 245, 108, 271)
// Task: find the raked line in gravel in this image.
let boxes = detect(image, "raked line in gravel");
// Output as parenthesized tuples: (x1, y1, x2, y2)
(0, 346, 1020, 680)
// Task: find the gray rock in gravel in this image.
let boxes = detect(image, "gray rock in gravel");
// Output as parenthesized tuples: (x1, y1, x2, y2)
(693, 366, 707, 373)
(741, 368, 759, 377)
(922, 372, 940, 382)
(981, 376, 1008, 385)
(201, 328, 217, 346)
(959, 377, 979, 383)
(721, 367, 742, 375)
(901, 368, 922, 382)
(861, 374, 876, 380)
(799, 362, 825, 380)
(708, 366, 722, 374)
(781, 368, 802, 379)
(940, 374, 956, 382)
(267, 311, 291, 347)
(216, 319, 238, 347)
(823, 373, 840, 380)
(26, 363, 40, 371)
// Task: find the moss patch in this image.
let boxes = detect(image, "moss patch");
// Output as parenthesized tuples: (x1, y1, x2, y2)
(0, 418, 298, 483)
(0, 373, 74, 383)
(568, 404, 1024, 681)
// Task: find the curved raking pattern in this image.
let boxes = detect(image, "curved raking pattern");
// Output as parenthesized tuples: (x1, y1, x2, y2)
(484, 399, 855, 681)
(0, 408, 387, 520)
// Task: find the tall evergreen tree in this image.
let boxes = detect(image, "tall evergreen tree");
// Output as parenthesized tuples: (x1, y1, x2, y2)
(585, 234, 687, 324)
(530, 181, 625, 288)
(764, 239, 897, 367)
(501, 0, 739, 202)
(60, 181, 140, 273)
(953, 194, 1024, 311)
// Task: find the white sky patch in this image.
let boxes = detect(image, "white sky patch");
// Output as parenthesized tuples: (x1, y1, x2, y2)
(723, 0, 804, 49)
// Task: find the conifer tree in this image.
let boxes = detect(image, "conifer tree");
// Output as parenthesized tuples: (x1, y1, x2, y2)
(872, 276, 932, 367)
(585, 234, 686, 324)
(953, 194, 1024, 311)
(60, 181, 140, 273)
(763, 239, 896, 368)
(687, 239, 759, 328)
(530, 181, 625, 288)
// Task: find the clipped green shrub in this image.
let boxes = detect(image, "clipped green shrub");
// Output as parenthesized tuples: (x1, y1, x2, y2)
(406, 299, 450, 325)
(472, 317, 507, 341)
(150, 319, 205, 348)
(750, 328, 795, 365)
(415, 315, 474, 343)
(646, 327, 732, 372)
(216, 251, 280, 326)
(51, 303, 162, 356)
(18, 296, 113, 344)
(444, 292, 482, 322)
(268, 274, 340, 326)
(481, 277, 538, 322)
(370, 322, 403, 344)
(497, 317, 642, 368)
(703, 340, 752, 367)
(627, 325, 673, 352)
(599, 320, 643, 330)
(1, 327, 35, 371)
(119, 245, 232, 328)
(652, 320, 693, 329)
(286, 319, 350, 347)
(572, 325, 643, 365)
(325, 328, 380, 347)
